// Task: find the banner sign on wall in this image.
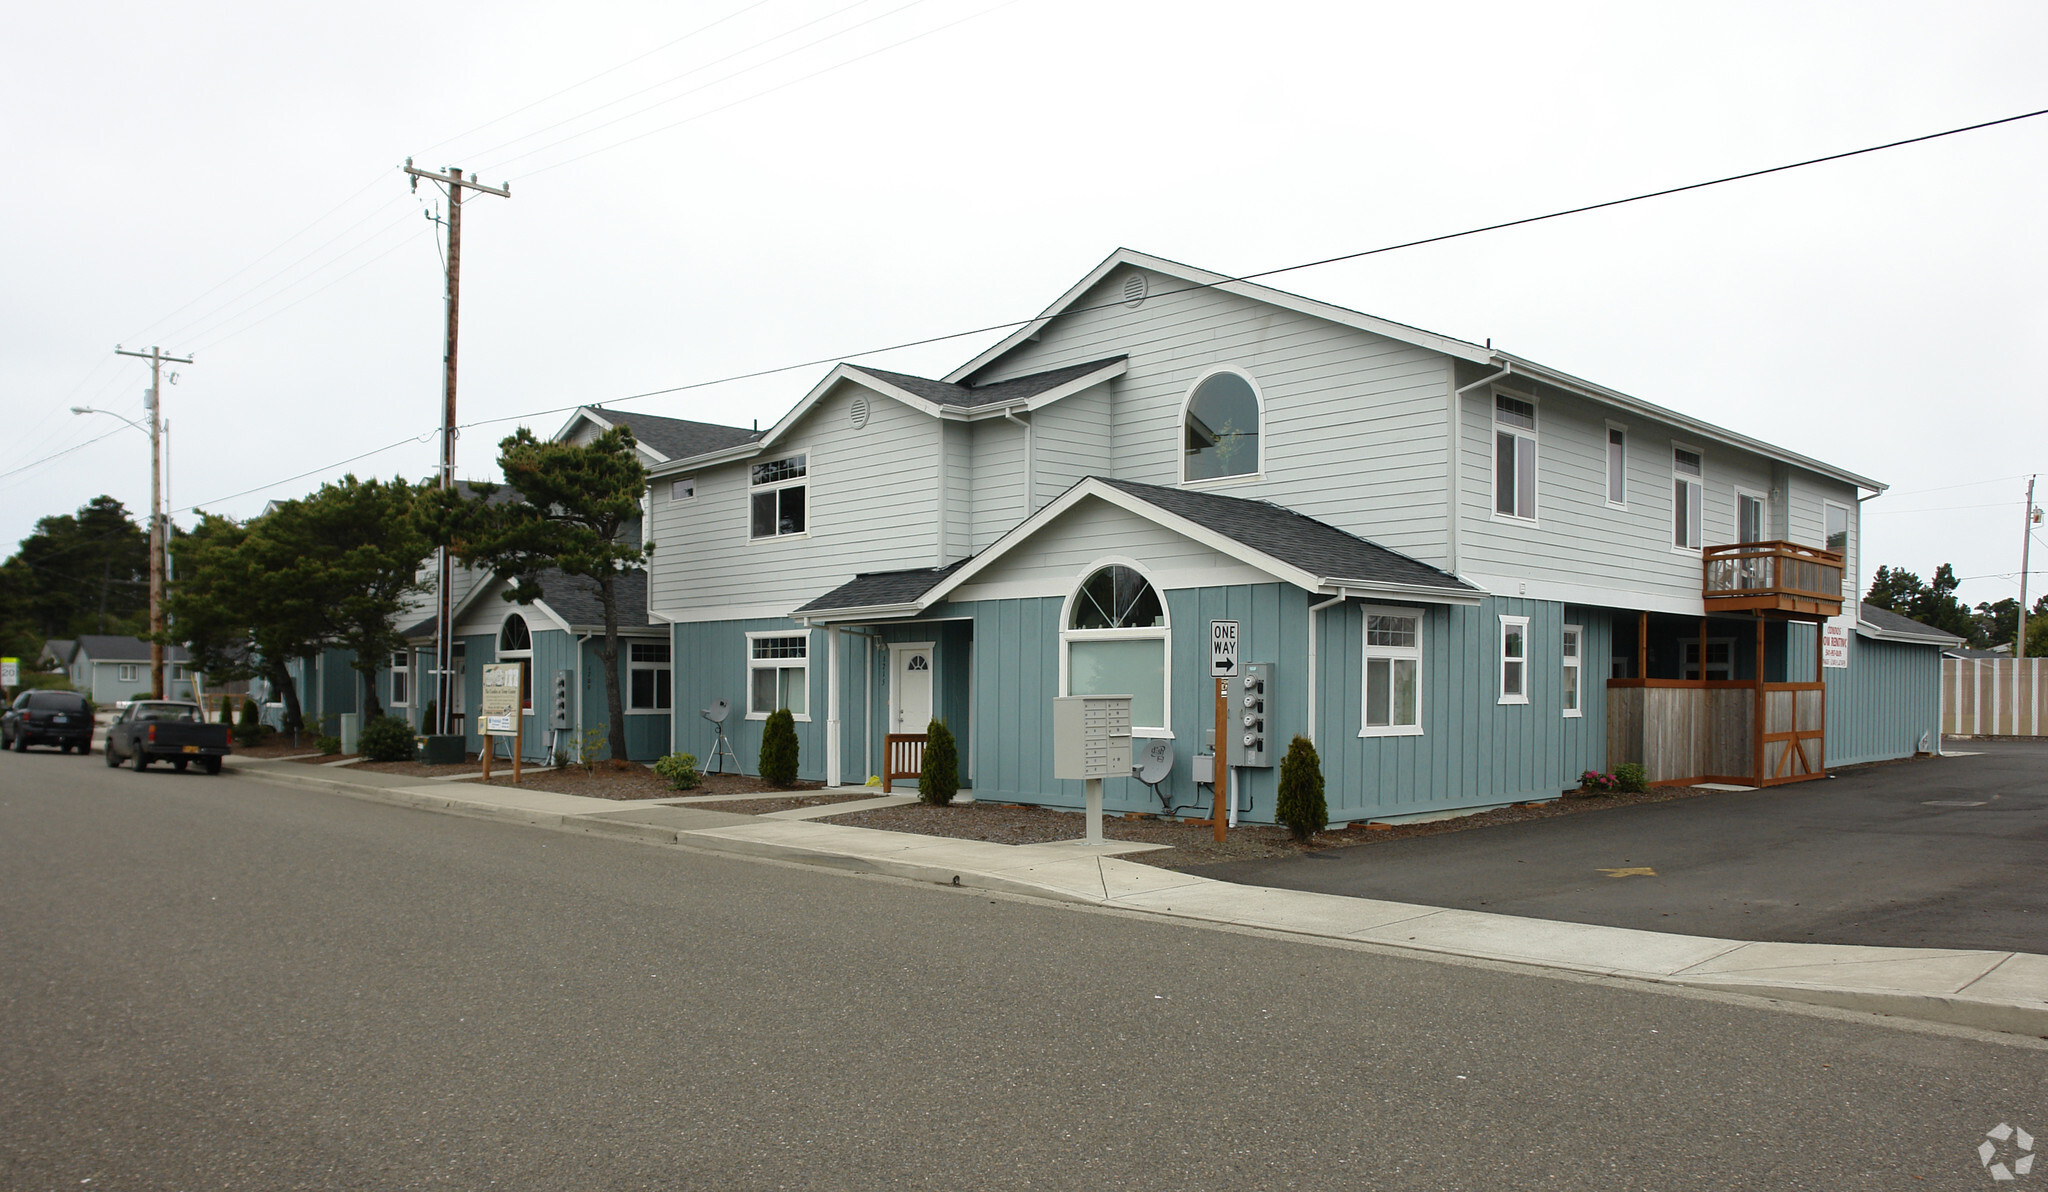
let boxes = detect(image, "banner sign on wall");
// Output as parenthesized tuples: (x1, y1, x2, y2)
(1821, 618, 1850, 669)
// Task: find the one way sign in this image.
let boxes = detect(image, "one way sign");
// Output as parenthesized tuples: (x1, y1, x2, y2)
(1211, 620, 1239, 677)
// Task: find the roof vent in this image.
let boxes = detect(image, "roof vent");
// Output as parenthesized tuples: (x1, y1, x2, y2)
(849, 395, 870, 430)
(1122, 272, 1147, 308)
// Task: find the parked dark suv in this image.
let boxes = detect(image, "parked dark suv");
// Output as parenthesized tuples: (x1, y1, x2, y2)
(3, 690, 95, 753)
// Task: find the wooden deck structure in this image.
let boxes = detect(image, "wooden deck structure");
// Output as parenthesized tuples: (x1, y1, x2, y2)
(1701, 541, 1845, 618)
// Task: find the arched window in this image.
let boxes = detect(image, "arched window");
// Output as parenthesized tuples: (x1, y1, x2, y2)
(498, 613, 533, 711)
(1182, 370, 1261, 482)
(1061, 564, 1170, 734)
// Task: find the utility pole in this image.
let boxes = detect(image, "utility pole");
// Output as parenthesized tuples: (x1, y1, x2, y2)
(2019, 475, 2040, 658)
(114, 345, 192, 700)
(401, 160, 509, 737)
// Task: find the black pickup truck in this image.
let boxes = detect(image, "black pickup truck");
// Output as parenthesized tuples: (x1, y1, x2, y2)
(103, 701, 232, 774)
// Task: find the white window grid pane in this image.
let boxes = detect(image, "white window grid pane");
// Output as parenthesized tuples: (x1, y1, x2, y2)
(1367, 615, 1417, 648)
(752, 636, 807, 660)
(750, 455, 807, 486)
(1494, 395, 1535, 430)
(1673, 448, 1702, 477)
(1503, 660, 1525, 697)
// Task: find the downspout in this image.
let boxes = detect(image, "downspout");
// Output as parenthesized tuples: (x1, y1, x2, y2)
(1004, 407, 1035, 516)
(1307, 590, 1350, 747)
(1449, 360, 1512, 575)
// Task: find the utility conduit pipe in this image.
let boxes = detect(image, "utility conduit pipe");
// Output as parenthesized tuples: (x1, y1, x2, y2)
(1307, 590, 1350, 747)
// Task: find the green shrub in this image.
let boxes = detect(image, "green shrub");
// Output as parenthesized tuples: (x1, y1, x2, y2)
(918, 719, 960, 806)
(358, 715, 416, 763)
(421, 699, 436, 733)
(218, 699, 232, 724)
(576, 724, 608, 772)
(758, 708, 799, 787)
(653, 751, 701, 790)
(315, 734, 342, 756)
(1274, 735, 1328, 841)
(236, 723, 274, 748)
(238, 698, 261, 730)
(1615, 762, 1648, 794)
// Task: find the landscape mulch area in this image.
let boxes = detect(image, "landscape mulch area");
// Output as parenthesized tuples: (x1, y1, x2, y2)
(478, 765, 825, 802)
(665, 792, 878, 816)
(350, 759, 482, 779)
(233, 739, 336, 759)
(824, 784, 1735, 870)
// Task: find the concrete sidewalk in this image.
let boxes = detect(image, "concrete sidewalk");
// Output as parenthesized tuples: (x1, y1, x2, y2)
(224, 755, 2048, 1038)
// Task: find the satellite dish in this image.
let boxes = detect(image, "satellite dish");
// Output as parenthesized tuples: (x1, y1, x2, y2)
(702, 698, 729, 725)
(1132, 737, 1174, 785)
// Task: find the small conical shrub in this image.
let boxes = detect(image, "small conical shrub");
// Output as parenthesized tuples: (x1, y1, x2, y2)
(1274, 734, 1327, 841)
(918, 719, 960, 806)
(758, 707, 800, 787)
(239, 698, 261, 730)
(422, 699, 437, 733)
(218, 698, 232, 725)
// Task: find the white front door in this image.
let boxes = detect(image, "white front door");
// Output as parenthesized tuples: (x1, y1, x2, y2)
(890, 643, 936, 734)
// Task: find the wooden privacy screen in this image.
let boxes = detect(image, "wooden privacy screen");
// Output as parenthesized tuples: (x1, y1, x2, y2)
(1607, 678, 1825, 787)
(1943, 656, 2047, 737)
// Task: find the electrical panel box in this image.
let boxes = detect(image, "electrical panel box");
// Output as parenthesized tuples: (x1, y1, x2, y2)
(550, 670, 573, 730)
(1052, 695, 1132, 780)
(1227, 662, 1275, 768)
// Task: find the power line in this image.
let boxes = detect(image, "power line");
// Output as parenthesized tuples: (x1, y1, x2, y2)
(150, 103, 2048, 517)
(190, 225, 437, 353)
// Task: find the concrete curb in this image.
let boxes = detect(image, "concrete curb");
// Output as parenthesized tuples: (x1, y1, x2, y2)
(225, 758, 2048, 1039)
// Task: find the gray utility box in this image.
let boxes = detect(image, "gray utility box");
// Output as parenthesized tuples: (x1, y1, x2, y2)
(1052, 695, 1132, 780)
(1228, 662, 1276, 768)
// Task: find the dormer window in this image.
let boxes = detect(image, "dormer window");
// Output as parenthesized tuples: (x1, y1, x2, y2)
(1182, 370, 1261, 482)
(750, 453, 807, 539)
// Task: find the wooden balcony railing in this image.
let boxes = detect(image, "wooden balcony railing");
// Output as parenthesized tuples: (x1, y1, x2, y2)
(1701, 541, 1845, 617)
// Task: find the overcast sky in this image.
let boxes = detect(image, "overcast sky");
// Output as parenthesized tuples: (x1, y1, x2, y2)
(4, 1, 2043, 608)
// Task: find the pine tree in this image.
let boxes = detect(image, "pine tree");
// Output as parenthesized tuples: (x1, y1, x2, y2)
(1274, 735, 1327, 841)
(918, 719, 960, 806)
(758, 708, 800, 787)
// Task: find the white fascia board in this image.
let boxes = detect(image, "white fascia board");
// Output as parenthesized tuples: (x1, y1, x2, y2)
(645, 367, 939, 478)
(1016, 357, 1128, 412)
(791, 602, 924, 625)
(1493, 353, 1886, 494)
(1854, 617, 1961, 647)
(549, 407, 670, 464)
(942, 248, 1492, 385)
(566, 623, 665, 637)
(1323, 578, 1486, 607)
(647, 441, 759, 478)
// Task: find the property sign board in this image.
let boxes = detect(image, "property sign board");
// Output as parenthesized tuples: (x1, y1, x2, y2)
(1210, 620, 1239, 677)
(0, 658, 16, 689)
(1821, 618, 1850, 669)
(479, 662, 522, 733)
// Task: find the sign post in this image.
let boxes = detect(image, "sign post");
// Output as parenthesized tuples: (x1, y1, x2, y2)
(479, 662, 524, 784)
(1210, 621, 1238, 844)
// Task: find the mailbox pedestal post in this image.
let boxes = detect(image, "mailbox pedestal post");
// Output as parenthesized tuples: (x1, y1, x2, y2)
(1084, 778, 1105, 844)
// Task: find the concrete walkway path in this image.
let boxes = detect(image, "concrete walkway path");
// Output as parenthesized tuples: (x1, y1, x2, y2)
(224, 755, 2048, 1038)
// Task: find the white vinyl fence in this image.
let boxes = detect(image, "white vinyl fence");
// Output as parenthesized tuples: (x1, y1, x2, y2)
(1942, 656, 2048, 737)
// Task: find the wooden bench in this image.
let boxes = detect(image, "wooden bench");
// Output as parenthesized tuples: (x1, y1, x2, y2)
(882, 733, 926, 793)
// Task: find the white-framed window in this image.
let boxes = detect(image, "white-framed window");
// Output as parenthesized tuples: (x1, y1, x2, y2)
(1736, 488, 1766, 545)
(499, 613, 533, 711)
(1181, 368, 1262, 484)
(1672, 446, 1704, 550)
(390, 650, 409, 707)
(1561, 625, 1582, 718)
(170, 665, 185, 681)
(1493, 393, 1537, 520)
(1605, 424, 1627, 507)
(747, 632, 810, 720)
(628, 641, 672, 712)
(1823, 500, 1851, 597)
(1060, 563, 1170, 734)
(1684, 638, 1736, 681)
(1499, 614, 1530, 704)
(749, 453, 807, 539)
(671, 477, 696, 502)
(1360, 606, 1423, 736)
(119, 664, 137, 682)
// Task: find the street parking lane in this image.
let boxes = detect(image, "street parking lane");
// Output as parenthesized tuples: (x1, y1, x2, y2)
(1198, 740, 2048, 953)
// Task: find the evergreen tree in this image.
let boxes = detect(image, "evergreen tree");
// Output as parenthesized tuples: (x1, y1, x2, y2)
(918, 719, 959, 806)
(758, 708, 800, 787)
(1274, 735, 1328, 841)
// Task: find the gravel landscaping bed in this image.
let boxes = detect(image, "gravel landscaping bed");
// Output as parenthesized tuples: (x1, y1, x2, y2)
(825, 783, 1738, 870)
(479, 765, 822, 801)
(665, 792, 881, 815)
(351, 760, 481, 779)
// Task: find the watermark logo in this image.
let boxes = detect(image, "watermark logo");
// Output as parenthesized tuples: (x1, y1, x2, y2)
(1980, 1123, 2036, 1182)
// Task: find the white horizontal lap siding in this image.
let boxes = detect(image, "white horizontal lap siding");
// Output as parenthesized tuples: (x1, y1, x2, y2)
(944, 418, 972, 563)
(646, 382, 941, 619)
(1459, 383, 1772, 605)
(947, 497, 1265, 599)
(995, 271, 1455, 562)
(968, 417, 1027, 551)
(1033, 385, 1114, 498)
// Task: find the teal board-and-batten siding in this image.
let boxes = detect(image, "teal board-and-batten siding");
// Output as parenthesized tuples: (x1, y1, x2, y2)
(1781, 622, 1944, 767)
(671, 618, 831, 781)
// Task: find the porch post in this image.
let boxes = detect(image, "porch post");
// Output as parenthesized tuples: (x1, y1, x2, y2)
(1698, 617, 1708, 681)
(1753, 615, 1766, 783)
(826, 626, 842, 788)
(1637, 612, 1648, 679)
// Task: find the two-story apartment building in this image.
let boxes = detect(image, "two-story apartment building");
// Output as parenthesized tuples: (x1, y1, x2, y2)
(507, 249, 1943, 822)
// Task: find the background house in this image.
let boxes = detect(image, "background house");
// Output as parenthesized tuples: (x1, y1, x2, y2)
(66, 636, 196, 704)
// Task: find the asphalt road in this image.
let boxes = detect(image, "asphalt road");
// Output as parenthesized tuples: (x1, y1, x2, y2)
(1202, 741, 2048, 954)
(2, 749, 2043, 1190)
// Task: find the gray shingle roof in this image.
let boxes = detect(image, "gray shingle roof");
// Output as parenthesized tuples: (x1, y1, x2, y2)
(598, 410, 761, 460)
(850, 356, 1126, 411)
(72, 635, 191, 664)
(794, 561, 969, 616)
(1097, 478, 1479, 595)
(1859, 601, 1965, 645)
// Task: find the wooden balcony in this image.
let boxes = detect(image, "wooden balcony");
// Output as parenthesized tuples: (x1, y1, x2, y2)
(1701, 541, 1845, 618)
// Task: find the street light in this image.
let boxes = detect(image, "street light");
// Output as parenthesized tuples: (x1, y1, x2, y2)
(72, 402, 170, 698)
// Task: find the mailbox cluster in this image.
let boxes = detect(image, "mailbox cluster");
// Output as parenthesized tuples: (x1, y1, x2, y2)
(1052, 695, 1133, 780)
(1228, 662, 1276, 768)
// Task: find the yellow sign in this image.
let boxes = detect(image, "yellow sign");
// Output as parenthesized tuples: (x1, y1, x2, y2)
(479, 662, 522, 734)
(1598, 867, 1657, 878)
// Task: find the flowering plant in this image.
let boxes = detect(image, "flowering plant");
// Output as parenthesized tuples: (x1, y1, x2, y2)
(1579, 769, 1620, 795)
